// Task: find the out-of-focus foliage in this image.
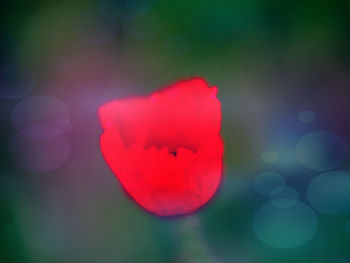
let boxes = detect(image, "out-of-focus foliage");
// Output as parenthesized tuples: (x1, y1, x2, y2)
(1, 0, 350, 262)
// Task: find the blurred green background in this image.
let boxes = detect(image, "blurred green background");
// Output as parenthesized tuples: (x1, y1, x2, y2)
(1, 0, 350, 262)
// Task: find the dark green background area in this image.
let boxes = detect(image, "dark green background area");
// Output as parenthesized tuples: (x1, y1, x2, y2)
(1, 0, 350, 262)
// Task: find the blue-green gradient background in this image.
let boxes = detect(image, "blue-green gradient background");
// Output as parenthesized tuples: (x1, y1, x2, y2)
(1, 1, 350, 262)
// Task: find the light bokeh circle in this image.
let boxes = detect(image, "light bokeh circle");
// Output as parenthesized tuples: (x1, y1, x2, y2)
(252, 202, 318, 248)
(270, 186, 299, 208)
(261, 151, 278, 164)
(253, 172, 285, 195)
(298, 110, 315, 123)
(11, 95, 71, 138)
(8, 131, 70, 173)
(307, 171, 350, 215)
(18, 125, 62, 139)
(295, 131, 348, 171)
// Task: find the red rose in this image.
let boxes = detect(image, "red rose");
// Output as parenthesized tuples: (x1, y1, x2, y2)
(98, 77, 223, 216)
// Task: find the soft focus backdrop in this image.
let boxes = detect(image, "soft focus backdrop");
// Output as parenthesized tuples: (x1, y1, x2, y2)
(1, 1, 350, 262)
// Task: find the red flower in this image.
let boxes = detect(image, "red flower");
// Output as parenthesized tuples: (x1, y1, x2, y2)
(98, 77, 223, 216)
